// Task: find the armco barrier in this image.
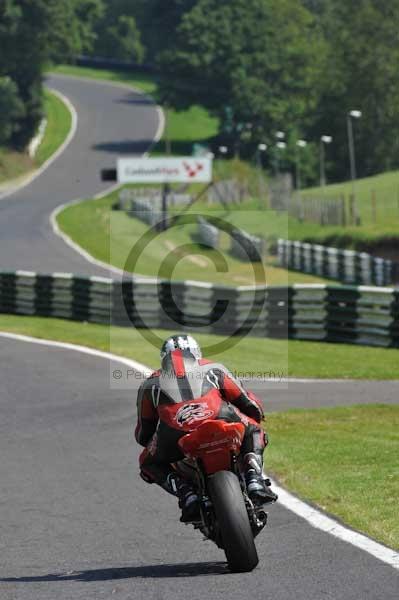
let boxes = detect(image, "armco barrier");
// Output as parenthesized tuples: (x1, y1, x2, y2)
(230, 229, 264, 262)
(196, 219, 264, 261)
(197, 217, 220, 249)
(0, 271, 398, 348)
(278, 239, 397, 286)
(119, 188, 192, 211)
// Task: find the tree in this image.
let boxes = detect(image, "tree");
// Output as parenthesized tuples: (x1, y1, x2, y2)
(0, 76, 24, 145)
(91, 0, 193, 63)
(71, 0, 105, 57)
(310, 0, 399, 180)
(105, 15, 144, 62)
(158, 0, 326, 156)
(130, 0, 197, 62)
(94, 11, 145, 63)
(0, 0, 103, 148)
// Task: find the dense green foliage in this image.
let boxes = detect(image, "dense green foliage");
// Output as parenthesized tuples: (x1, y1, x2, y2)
(92, 1, 145, 62)
(158, 1, 324, 140)
(310, 1, 399, 180)
(0, 0, 103, 148)
(88, 0, 399, 184)
(2, 0, 399, 184)
(0, 76, 24, 145)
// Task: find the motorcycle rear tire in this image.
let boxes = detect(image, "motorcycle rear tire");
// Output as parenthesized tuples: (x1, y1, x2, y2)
(208, 470, 259, 572)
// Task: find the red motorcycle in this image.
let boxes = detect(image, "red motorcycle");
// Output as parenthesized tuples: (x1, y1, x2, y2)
(174, 419, 271, 572)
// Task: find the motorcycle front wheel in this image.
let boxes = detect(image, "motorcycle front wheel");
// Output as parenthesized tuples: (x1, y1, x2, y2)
(208, 470, 259, 572)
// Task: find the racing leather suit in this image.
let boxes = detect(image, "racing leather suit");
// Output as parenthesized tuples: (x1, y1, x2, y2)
(135, 349, 267, 488)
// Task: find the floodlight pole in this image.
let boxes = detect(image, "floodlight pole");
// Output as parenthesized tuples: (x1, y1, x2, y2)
(347, 110, 362, 199)
(320, 135, 332, 188)
(295, 140, 307, 191)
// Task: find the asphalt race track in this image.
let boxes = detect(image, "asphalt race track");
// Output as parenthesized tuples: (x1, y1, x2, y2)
(0, 75, 398, 598)
(0, 74, 160, 275)
(1, 339, 398, 600)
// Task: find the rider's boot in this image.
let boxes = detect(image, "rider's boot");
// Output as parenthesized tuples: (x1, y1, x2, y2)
(164, 473, 201, 522)
(243, 452, 278, 504)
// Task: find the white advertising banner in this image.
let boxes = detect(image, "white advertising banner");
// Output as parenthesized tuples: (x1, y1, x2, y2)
(117, 157, 213, 184)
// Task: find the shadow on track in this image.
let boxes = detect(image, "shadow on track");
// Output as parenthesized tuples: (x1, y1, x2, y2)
(93, 140, 156, 154)
(114, 95, 155, 106)
(1, 562, 229, 583)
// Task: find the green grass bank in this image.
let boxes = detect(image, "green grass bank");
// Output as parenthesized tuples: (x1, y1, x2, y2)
(1, 315, 399, 379)
(56, 189, 327, 286)
(267, 404, 399, 549)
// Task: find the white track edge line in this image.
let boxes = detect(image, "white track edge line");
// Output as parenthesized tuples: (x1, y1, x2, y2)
(50, 189, 125, 276)
(0, 88, 78, 201)
(270, 480, 399, 570)
(0, 331, 152, 377)
(49, 74, 165, 274)
(49, 72, 165, 148)
(0, 330, 398, 570)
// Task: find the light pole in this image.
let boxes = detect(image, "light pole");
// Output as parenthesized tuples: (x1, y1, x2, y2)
(256, 143, 267, 170)
(218, 145, 228, 158)
(347, 110, 362, 197)
(295, 139, 307, 191)
(276, 141, 286, 176)
(257, 143, 267, 206)
(320, 135, 333, 187)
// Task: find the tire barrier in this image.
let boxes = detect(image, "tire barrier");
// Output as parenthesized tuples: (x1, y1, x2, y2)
(1, 271, 398, 348)
(197, 217, 220, 249)
(278, 239, 397, 286)
(0, 271, 112, 324)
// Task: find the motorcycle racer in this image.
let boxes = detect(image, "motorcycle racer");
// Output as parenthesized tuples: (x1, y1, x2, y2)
(135, 334, 278, 522)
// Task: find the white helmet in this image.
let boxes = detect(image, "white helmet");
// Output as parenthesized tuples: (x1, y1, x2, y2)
(160, 334, 202, 361)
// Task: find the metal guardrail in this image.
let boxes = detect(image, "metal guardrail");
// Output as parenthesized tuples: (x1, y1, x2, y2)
(197, 217, 220, 249)
(278, 239, 397, 286)
(1, 271, 398, 348)
(119, 188, 192, 211)
(230, 228, 265, 262)
(196, 218, 265, 262)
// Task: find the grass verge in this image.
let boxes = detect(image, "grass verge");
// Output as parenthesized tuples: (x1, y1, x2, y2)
(266, 404, 399, 549)
(0, 89, 71, 185)
(0, 148, 34, 184)
(35, 89, 72, 165)
(1, 314, 399, 379)
(56, 188, 328, 285)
